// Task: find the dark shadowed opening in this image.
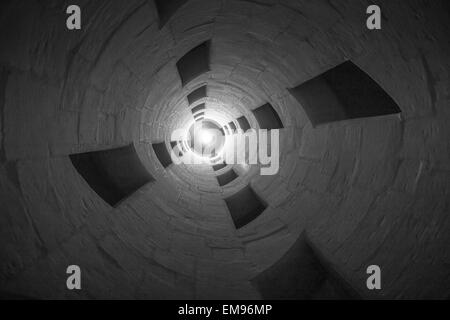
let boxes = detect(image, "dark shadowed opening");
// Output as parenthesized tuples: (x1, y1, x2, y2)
(228, 121, 237, 132)
(194, 112, 205, 119)
(69, 144, 154, 207)
(216, 169, 238, 186)
(225, 185, 266, 228)
(236, 116, 251, 132)
(251, 233, 360, 299)
(289, 61, 401, 127)
(170, 141, 183, 157)
(155, 0, 188, 28)
(176, 41, 210, 86)
(191, 103, 206, 114)
(252, 103, 284, 130)
(187, 85, 207, 105)
(152, 142, 173, 168)
(212, 161, 227, 171)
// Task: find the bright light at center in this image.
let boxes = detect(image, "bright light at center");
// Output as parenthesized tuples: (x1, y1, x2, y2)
(200, 130, 213, 145)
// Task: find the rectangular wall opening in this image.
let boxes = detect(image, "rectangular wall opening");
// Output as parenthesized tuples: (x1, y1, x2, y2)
(252, 103, 284, 130)
(236, 116, 251, 132)
(225, 185, 267, 229)
(69, 144, 154, 207)
(176, 41, 210, 86)
(216, 169, 238, 186)
(289, 61, 401, 127)
(191, 103, 206, 114)
(155, 0, 188, 28)
(228, 121, 237, 132)
(194, 112, 205, 119)
(187, 85, 207, 105)
(212, 161, 227, 171)
(170, 141, 183, 157)
(152, 142, 172, 168)
(251, 233, 360, 299)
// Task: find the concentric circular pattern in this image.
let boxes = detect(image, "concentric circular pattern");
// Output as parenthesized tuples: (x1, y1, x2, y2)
(0, 0, 449, 299)
(187, 120, 225, 159)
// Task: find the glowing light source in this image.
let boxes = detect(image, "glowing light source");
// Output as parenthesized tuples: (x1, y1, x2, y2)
(200, 130, 213, 145)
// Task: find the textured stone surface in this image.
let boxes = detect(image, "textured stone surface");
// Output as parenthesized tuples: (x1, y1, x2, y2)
(0, 0, 449, 299)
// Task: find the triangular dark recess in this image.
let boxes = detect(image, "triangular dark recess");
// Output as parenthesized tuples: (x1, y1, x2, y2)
(252, 103, 284, 130)
(216, 169, 238, 186)
(152, 142, 172, 168)
(237, 116, 251, 132)
(192, 103, 206, 114)
(69, 144, 154, 207)
(225, 185, 266, 228)
(289, 61, 401, 127)
(176, 41, 211, 86)
(155, 0, 188, 28)
(212, 161, 227, 171)
(170, 141, 183, 156)
(187, 85, 207, 105)
(251, 233, 361, 299)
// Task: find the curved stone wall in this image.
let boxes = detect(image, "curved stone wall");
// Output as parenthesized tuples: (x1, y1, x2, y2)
(0, 0, 449, 299)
